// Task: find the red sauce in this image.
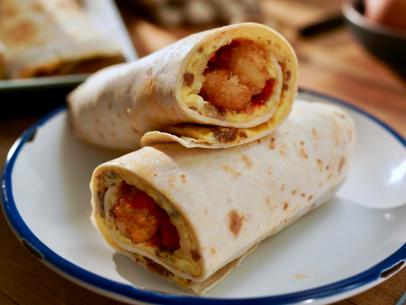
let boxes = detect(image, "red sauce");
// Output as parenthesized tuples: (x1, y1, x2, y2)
(251, 78, 275, 106)
(113, 182, 180, 252)
(206, 40, 241, 71)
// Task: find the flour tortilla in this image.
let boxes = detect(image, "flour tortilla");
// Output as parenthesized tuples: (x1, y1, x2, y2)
(69, 22, 297, 150)
(90, 101, 355, 293)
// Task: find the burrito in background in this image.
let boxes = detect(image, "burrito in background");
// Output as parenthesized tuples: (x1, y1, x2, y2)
(69, 23, 298, 150)
(0, 0, 124, 79)
(90, 101, 355, 294)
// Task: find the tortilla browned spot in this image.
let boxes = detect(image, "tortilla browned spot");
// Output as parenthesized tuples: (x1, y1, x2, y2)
(213, 127, 238, 143)
(180, 173, 187, 183)
(299, 146, 308, 159)
(183, 73, 194, 87)
(168, 176, 176, 188)
(241, 155, 252, 168)
(190, 250, 201, 262)
(283, 202, 289, 210)
(338, 157, 346, 174)
(312, 128, 318, 139)
(228, 210, 244, 237)
(269, 137, 276, 149)
(278, 143, 288, 155)
(221, 165, 241, 178)
(316, 159, 323, 171)
(210, 247, 216, 254)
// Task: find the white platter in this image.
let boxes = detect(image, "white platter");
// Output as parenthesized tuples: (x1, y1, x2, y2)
(1, 90, 405, 305)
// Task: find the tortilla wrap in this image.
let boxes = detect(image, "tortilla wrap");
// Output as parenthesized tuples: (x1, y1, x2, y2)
(69, 22, 297, 150)
(90, 100, 355, 294)
(0, 0, 124, 78)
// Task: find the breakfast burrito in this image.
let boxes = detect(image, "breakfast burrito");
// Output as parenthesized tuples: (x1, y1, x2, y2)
(0, 0, 124, 78)
(90, 100, 355, 293)
(69, 22, 297, 150)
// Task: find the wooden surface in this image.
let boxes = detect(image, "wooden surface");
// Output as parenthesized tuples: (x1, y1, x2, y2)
(1, 4, 406, 305)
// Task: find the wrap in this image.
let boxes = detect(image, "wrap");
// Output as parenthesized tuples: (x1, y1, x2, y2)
(90, 101, 355, 294)
(0, 0, 124, 78)
(69, 22, 298, 150)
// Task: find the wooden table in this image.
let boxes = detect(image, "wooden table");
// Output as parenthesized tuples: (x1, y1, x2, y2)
(1, 8, 405, 305)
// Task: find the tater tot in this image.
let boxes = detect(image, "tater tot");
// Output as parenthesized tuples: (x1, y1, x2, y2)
(203, 69, 251, 111)
(200, 39, 272, 111)
(228, 40, 269, 96)
(113, 193, 159, 244)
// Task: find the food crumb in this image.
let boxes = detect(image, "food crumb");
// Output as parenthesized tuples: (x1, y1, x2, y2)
(293, 273, 310, 280)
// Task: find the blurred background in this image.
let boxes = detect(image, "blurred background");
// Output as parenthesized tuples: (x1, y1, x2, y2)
(112, 0, 406, 129)
(119, 0, 406, 71)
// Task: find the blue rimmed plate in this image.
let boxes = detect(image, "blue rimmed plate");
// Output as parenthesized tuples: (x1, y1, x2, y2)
(1, 90, 405, 305)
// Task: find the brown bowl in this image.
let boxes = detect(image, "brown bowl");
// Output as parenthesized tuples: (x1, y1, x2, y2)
(343, 0, 406, 70)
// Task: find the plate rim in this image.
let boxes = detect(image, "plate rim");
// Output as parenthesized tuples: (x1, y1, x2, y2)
(1, 89, 405, 305)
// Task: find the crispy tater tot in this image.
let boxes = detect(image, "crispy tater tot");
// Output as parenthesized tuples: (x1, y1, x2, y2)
(200, 39, 271, 111)
(112, 185, 180, 251)
(203, 69, 251, 111)
(228, 40, 269, 96)
(113, 193, 159, 244)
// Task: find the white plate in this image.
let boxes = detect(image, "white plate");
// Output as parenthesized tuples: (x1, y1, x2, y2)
(0, 0, 137, 92)
(2, 90, 405, 305)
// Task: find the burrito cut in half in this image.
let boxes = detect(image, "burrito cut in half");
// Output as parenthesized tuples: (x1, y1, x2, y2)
(90, 101, 355, 294)
(69, 23, 298, 149)
(0, 0, 124, 78)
